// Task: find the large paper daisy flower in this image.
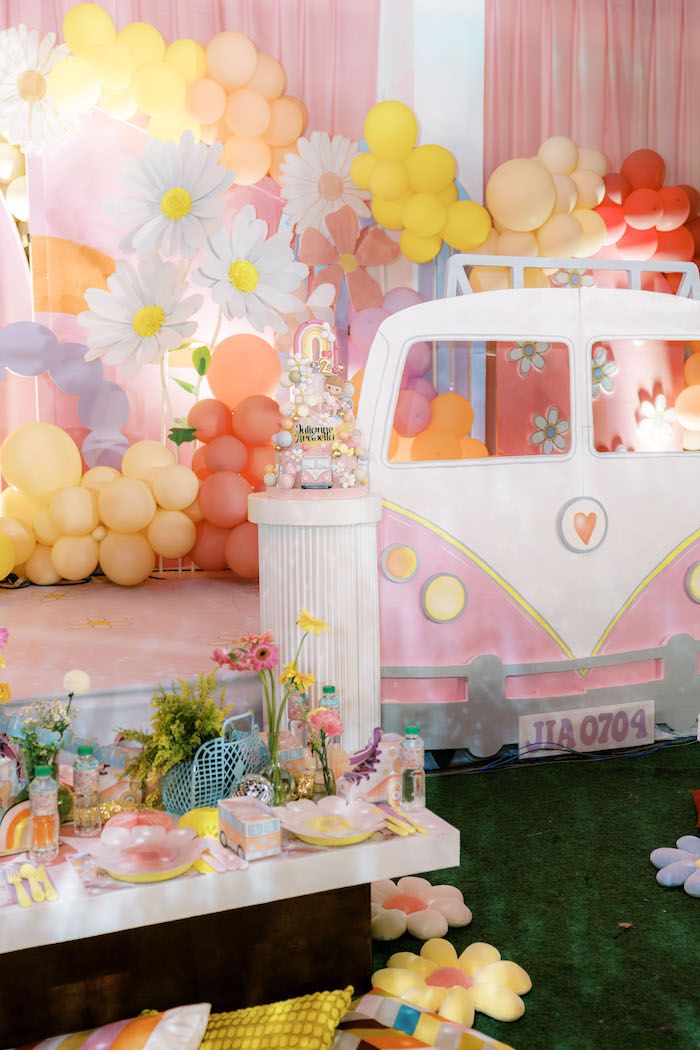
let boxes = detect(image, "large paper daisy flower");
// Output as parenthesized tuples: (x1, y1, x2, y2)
(0, 25, 76, 154)
(193, 203, 308, 334)
(78, 257, 203, 376)
(280, 132, 370, 236)
(111, 131, 235, 259)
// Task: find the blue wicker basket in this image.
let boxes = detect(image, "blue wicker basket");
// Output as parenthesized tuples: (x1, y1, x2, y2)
(161, 710, 268, 815)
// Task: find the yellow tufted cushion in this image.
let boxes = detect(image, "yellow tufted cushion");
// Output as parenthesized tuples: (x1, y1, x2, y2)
(201, 988, 353, 1050)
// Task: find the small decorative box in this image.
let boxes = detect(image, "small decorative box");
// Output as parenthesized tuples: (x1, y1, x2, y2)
(217, 797, 281, 860)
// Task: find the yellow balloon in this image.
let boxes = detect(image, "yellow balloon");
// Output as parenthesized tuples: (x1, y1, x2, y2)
(442, 200, 492, 252)
(371, 192, 409, 230)
(89, 42, 134, 90)
(553, 173, 578, 214)
(51, 535, 99, 582)
(349, 152, 377, 190)
(50, 486, 98, 536)
(497, 229, 538, 256)
(403, 193, 447, 237)
(570, 169, 605, 209)
(1, 423, 82, 497)
(486, 158, 556, 233)
(0, 517, 35, 564)
(0, 486, 43, 525)
(48, 57, 102, 113)
(117, 22, 166, 66)
(146, 510, 196, 558)
(571, 208, 607, 258)
(438, 183, 458, 206)
(81, 466, 121, 493)
(0, 533, 15, 578)
(133, 62, 187, 118)
(364, 101, 418, 161)
(406, 145, 457, 194)
(99, 531, 156, 586)
(99, 478, 157, 533)
(152, 464, 200, 511)
(369, 159, 409, 201)
(121, 440, 175, 480)
(33, 508, 62, 546)
(400, 229, 442, 263)
(166, 39, 207, 83)
(536, 213, 584, 257)
(99, 85, 138, 119)
(25, 545, 61, 586)
(149, 111, 201, 143)
(63, 3, 116, 57)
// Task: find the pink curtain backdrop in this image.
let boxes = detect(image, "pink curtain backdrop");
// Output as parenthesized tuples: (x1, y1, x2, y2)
(0, 0, 380, 141)
(485, 0, 700, 187)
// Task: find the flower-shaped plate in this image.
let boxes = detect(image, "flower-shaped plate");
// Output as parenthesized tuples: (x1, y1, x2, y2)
(90, 825, 207, 882)
(273, 795, 385, 846)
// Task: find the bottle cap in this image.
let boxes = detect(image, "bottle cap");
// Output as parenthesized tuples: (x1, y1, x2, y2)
(77, 745, 94, 756)
(405, 726, 420, 735)
(322, 685, 335, 693)
(34, 765, 53, 777)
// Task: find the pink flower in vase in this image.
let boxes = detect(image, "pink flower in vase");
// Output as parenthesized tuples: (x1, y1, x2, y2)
(308, 706, 344, 739)
(249, 641, 280, 672)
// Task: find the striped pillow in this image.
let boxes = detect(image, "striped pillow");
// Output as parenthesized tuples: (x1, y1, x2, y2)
(18, 1004, 210, 1050)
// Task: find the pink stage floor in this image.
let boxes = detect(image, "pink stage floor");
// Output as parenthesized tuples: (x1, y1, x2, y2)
(3, 573, 261, 702)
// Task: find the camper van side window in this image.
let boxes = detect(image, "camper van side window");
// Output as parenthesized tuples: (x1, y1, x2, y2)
(589, 339, 700, 454)
(388, 338, 573, 462)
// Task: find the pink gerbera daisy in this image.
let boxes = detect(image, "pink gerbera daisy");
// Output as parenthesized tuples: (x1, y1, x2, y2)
(248, 642, 280, 672)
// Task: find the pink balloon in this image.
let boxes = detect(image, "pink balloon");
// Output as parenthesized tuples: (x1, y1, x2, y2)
(384, 286, 423, 312)
(349, 308, 389, 358)
(199, 471, 252, 528)
(408, 376, 437, 401)
(187, 399, 232, 442)
(405, 341, 432, 378)
(205, 435, 248, 473)
(225, 521, 259, 579)
(189, 520, 230, 570)
(394, 390, 431, 437)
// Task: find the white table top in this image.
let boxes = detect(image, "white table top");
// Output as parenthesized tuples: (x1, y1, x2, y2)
(249, 489, 382, 527)
(1, 808, 459, 954)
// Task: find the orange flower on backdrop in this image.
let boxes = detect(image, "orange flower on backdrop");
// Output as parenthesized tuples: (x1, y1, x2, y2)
(298, 204, 400, 311)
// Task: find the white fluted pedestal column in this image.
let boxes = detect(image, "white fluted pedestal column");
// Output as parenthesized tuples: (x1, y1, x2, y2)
(248, 490, 382, 753)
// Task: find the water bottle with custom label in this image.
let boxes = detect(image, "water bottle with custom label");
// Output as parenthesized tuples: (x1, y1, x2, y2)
(400, 726, 425, 810)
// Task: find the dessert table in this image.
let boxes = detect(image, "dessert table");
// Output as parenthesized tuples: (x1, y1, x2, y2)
(0, 808, 459, 1046)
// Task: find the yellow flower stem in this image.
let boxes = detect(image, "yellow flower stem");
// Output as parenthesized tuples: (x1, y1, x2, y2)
(294, 631, 309, 668)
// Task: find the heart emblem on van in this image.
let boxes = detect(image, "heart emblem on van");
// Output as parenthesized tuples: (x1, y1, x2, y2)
(574, 512, 597, 545)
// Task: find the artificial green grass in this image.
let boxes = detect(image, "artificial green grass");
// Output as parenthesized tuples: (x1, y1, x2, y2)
(373, 741, 700, 1050)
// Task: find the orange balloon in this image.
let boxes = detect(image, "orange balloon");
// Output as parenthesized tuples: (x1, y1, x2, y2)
(232, 395, 280, 445)
(185, 77, 226, 124)
(198, 471, 252, 528)
(263, 96, 304, 147)
(220, 136, 271, 184)
(205, 435, 248, 473)
(187, 398, 233, 442)
(225, 521, 259, 578)
(225, 88, 271, 138)
(192, 446, 213, 481)
(243, 444, 275, 486)
(431, 392, 474, 435)
(208, 334, 280, 409)
(206, 32, 257, 88)
(684, 354, 700, 387)
(411, 427, 462, 461)
(460, 436, 489, 459)
(675, 384, 700, 430)
(189, 520, 230, 570)
(247, 53, 286, 100)
(350, 368, 364, 414)
(388, 428, 414, 462)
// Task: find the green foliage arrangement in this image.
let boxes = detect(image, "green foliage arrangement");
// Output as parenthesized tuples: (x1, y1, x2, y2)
(121, 671, 230, 806)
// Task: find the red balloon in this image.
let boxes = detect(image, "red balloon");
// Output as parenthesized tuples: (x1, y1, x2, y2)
(205, 435, 248, 473)
(602, 172, 631, 206)
(686, 217, 700, 256)
(620, 149, 665, 191)
(657, 186, 691, 231)
(243, 444, 274, 486)
(623, 188, 663, 230)
(678, 185, 699, 220)
(187, 399, 232, 442)
(394, 390, 431, 437)
(654, 226, 694, 262)
(595, 203, 626, 245)
(232, 395, 280, 445)
(616, 225, 658, 260)
(189, 520, 230, 571)
(225, 521, 259, 579)
(191, 446, 212, 481)
(199, 471, 252, 528)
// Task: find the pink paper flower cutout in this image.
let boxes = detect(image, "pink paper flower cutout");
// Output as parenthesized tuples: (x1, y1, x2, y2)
(371, 876, 472, 940)
(298, 204, 400, 311)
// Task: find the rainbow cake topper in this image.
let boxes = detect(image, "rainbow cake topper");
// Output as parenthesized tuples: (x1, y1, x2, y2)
(294, 320, 338, 376)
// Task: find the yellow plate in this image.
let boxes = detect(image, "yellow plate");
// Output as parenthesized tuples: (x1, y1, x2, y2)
(293, 830, 378, 847)
(104, 861, 194, 883)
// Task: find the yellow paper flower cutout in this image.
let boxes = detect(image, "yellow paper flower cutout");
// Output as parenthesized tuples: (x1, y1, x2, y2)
(296, 610, 329, 635)
(0, 682, 11, 703)
(371, 937, 531, 1027)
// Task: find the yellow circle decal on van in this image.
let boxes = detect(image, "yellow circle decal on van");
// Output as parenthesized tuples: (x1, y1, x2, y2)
(685, 562, 700, 603)
(381, 544, 418, 583)
(422, 574, 466, 622)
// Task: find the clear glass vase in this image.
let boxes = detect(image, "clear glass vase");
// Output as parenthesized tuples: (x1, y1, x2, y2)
(313, 753, 336, 797)
(264, 757, 296, 806)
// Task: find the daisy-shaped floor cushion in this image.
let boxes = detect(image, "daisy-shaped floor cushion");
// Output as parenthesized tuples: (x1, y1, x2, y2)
(371, 875, 472, 940)
(371, 937, 532, 1028)
(650, 834, 700, 897)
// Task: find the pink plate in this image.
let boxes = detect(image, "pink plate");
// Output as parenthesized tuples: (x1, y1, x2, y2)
(90, 825, 206, 881)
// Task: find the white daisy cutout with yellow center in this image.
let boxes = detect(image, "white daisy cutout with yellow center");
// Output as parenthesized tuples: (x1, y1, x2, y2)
(132, 305, 166, 338)
(161, 186, 193, 221)
(228, 259, 259, 293)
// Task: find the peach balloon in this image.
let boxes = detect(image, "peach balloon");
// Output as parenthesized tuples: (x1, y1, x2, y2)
(537, 136, 578, 175)
(146, 510, 197, 558)
(187, 398, 233, 442)
(24, 544, 61, 585)
(99, 531, 156, 586)
(99, 478, 157, 533)
(81, 466, 121, 493)
(232, 395, 280, 445)
(220, 136, 271, 183)
(0, 422, 82, 497)
(553, 173, 578, 214)
(460, 436, 489, 458)
(51, 535, 99, 581)
(152, 464, 200, 511)
(185, 77, 226, 124)
(431, 392, 474, 435)
(205, 435, 248, 473)
(486, 159, 556, 233)
(247, 53, 286, 100)
(497, 230, 538, 257)
(411, 427, 462, 461)
(200, 118, 230, 145)
(290, 97, 308, 134)
(33, 508, 61, 546)
(192, 446, 213, 481)
(263, 96, 304, 146)
(50, 486, 98, 536)
(536, 213, 583, 257)
(190, 520, 230, 570)
(206, 32, 257, 88)
(199, 471, 251, 528)
(183, 498, 204, 523)
(570, 169, 605, 209)
(225, 88, 271, 138)
(0, 517, 35, 564)
(571, 208, 607, 257)
(682, 428, 700, 450)
(208, 335, 281, 409)
(684, 355, 700, 387)
(269, 143, 297, 183)
(121, 440, 175, 480)
(350, 369, 364, 414)
(674, 385, 700, 430)
(225, 521, 259, 579)
(243, 445, 275, 486)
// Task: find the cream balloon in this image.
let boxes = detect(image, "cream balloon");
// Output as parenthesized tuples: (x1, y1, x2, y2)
(486, 159, 556, 233)
(571, 208, 607, 257)
(121, 440, 175, 480)
(0, 423, 82, 496)
(33, 508, 62, 546)
(50, 486, 98, 536)
(577, 147, 608, 177)
(0, 517, 35, 563)
(471, 228, 498, 255)
(152, 464, 200, 511)
(536, 213, 584, 257)
(51, 535, 100, 581)
(24, 544, 61, 585)
(99, 478, 157, 533)
(553, 173, 578, 214)
(570, 169, 605, 209)
(81, 466, 121, 493)
(146, 510, 196, 558)
(497, 230, 538, 257)
(92, 524, 108, 542)
(0, 487, 43, 526)
(183, 498, 204, 523)
(682, 428, 700, 450)
(99, 531, 156, 586)
(537, 136, 578, 175)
